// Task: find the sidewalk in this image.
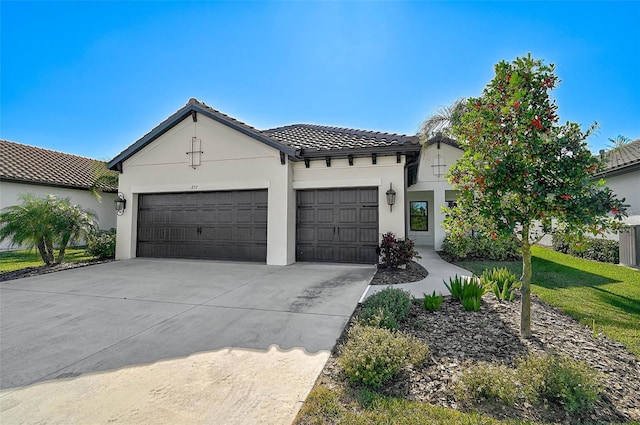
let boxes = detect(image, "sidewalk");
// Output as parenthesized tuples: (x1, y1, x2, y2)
(364, 246, 473, 299)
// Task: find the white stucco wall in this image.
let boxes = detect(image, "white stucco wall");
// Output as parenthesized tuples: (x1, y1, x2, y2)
(409, 143, 463, 250)
(114, 114, 295, 265)
(292, 155, 407, 239)
(602, 170, 640, 226)
(0, 181, 117, 251)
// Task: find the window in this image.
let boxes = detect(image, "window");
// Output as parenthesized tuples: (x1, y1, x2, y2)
(410, 201, 428, 231)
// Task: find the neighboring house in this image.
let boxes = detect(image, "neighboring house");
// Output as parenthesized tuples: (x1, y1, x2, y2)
(109, 98, 468, 265)
(596, 139, 640, 226)
(0, 139, 118, 251)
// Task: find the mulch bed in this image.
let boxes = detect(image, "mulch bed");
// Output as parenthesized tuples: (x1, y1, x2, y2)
(369, 261, 428, 285)
(317, 293, 640, 424)
(0, 259, 114, 283)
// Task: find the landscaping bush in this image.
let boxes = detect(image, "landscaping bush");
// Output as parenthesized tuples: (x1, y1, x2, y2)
(338, 323, 429, 389)
(379, 232, 420, 268)
(518, 353, 602, 414)
(359, 287, 412, 330)
(456, 362, 518, 406)
(551, 229, 619, 264)
(86, 229, 116, 260)
(445, 275, 485, 311)
(480, 267, 520, 302)
(444, 275, 466, 301)
(441, 232, 521, 261)
(422, 290, 444, 311)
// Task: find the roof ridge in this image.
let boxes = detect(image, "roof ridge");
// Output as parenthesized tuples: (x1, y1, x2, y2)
(187, 98, 266, 135)
(264, 123, 416, 139)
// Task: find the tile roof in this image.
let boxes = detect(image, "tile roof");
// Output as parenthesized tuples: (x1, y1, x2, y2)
(0, 139, 117, 191)
(108, 98, 421, 169)
(262, 124, 420, 153)
(598, 138, 640, 176)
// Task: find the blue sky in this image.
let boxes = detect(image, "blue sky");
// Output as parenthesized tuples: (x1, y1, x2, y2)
(1, 1, 639, 160)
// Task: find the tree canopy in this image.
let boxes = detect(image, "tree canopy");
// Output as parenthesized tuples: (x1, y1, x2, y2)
(445, 54, 626, 337)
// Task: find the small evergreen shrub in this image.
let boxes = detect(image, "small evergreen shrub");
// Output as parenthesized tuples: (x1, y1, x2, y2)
(359, 287, 412, 330)
(456, 362, 518, 406)
(518, 353, 602, 414)
(480, 267, 520, 302)
(379, 232, 420, 268)
(551, 229, 619, 264)
(338, 323, 429, 389)
(422, 290, 444, 311)
(441, 233, 521, 261)
(86, 229, 116, 260)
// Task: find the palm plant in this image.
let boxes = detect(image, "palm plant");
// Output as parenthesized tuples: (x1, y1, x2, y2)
(88, 160, 118, 202)
(607, 134, 631, 150)
(0, 194, 97, 265)
(419, 97, 467, 140)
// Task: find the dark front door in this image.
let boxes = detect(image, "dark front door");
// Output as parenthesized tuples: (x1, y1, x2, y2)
(296, 187, 379, 264)
(137, 190, 268, 261)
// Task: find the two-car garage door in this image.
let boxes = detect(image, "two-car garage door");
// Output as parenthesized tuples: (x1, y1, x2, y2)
(136, 187, 380, 264)
(137, 190, 267, 261)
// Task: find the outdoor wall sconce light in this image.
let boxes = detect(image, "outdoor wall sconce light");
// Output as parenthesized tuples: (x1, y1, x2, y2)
(114, 193, 127, 216)
(386, 183, 396, 212)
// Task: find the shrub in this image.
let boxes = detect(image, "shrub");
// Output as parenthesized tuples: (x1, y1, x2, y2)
(441, 232, 521, 261)
(86, 229, 116, 260)
(518, 353, 602, 414)
(444, 275, 466, 300)
(480, 267, 520, 302)
(379, 232, 420, 268)
(445, 275, 485, 311)
(422, 290, 444, 311)
(551, 229, 619, 264)
(359, 287, 412, 330)
(456, 362, 518, 406)
(338, 323, 429, 389)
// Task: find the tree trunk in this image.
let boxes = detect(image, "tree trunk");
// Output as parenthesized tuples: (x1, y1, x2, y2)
(520, 225, 532, 338)
(37, 240, 53, 265)
(56, 234, 70, 264)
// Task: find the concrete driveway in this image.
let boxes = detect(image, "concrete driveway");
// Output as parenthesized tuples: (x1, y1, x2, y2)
(0, 259, 375, 424)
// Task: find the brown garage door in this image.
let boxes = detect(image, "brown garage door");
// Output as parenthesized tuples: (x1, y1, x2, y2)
(296, 188, 379, 264)
(137, 190, 267, 261)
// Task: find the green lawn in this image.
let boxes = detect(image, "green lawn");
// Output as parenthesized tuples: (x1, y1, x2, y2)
(296, 386, 539, 425)
(0, 248, 94, 273)
(456, 245, 640, 358)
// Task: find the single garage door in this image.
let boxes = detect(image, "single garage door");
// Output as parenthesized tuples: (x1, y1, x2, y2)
(297, 187, 379, 264)
(137, 190, 267, 261)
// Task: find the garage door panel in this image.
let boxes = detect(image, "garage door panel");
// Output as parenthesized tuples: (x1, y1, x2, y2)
(317, 209, 334, 222)
(339, 208, 356, 223)
(360, 228, 378, 243)
(359, 188, 378, 203)
(296, 188, 379, 264)
(137, 190, 267, 261)
(360, 208, 378, 223)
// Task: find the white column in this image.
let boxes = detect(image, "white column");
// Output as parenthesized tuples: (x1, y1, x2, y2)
(433, 187, 446, 251)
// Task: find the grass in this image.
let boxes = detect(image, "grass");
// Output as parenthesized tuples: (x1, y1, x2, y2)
(0, 248, 94, 273)
(456, 245, 640, 358)
(296, 386, 539, 425)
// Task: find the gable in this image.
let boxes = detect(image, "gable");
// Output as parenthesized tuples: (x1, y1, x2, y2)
(123, 111, 285, 170)
(417, 141, 463, 183)
(108, 99, 297, 172)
